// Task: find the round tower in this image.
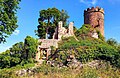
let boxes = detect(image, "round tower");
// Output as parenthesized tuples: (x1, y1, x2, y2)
(84, 6, 104, 36)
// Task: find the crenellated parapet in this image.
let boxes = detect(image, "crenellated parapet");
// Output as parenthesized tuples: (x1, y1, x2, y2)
(84, 6, 104, 15)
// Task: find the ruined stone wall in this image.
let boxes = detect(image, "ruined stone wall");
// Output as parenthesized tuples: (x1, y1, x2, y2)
(68, 22, 74, 36)
(38, 39, 58, 48)
(56, 21, 74, 40)
(84, 7, 104, 36)
(57, 21, 68, 40)
(36, 39, 58, 60)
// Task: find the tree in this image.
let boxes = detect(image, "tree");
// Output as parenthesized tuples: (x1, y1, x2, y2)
(0, 50, 10, 68)
(35, 8, 69, 39)
(0, 36, 38, 68)
(35, 8, 60, 39)
(10, 42, 24, 60)
(0, 42, 24, 68)
(24, 36, 38, 60)
(107, 38, 118, 46)
(0, 55, 11, 68)
(0, 0, 21, 43)
(60, 9, 69, 27)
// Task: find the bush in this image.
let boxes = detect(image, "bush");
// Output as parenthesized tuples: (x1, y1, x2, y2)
(75, 67, 98, 78)
(0, 36, 38, 69)
(58, 37, 120, 67)
(0, 63, 34, 78)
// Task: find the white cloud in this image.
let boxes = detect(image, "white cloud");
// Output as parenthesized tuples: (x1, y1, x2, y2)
(91, 0, 97, 5)
(80, 0, 97, 5)
(13, 30, 20, 35)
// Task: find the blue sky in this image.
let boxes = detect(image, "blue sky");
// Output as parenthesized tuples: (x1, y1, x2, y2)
(0, 0, 120, 52)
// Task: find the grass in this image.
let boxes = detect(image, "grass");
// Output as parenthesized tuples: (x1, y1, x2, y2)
(0, 62, 120, 78)
(17, 63, 120, 78)
(33, 66, 120, 78)
(0, 63, 35, 78)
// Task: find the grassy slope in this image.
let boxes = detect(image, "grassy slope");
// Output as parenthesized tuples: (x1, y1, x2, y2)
(0, 36, 120, 78)
(1, 63, 119, 78)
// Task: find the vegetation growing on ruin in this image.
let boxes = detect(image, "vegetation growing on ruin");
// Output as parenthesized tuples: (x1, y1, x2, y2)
(57, 36, 120, 67)
(75, 24, 105, 40)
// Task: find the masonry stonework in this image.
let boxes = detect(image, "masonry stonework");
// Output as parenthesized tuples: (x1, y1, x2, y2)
(36, 21, 74, 61)
(84, 7, 104, 36)
(53, 21, 74, 40)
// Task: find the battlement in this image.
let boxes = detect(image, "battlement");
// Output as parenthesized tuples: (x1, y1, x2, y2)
(84, 6, 104, 14)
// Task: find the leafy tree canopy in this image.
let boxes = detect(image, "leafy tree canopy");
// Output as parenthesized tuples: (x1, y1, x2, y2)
(0, 0, 21, 43)
(0, 36, 38, 69)
(24, 36, 38, 60)
(0, 42, 23, 68)
(107, 38, 118, 46)
(35, 7, 69, 39)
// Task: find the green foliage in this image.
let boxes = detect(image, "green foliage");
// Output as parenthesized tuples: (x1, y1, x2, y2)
(75, 24, 104, 40)
(56, 50, 68, 64)
(0, 0, 21, 43)
(96, 30, 105, 41)
(107, 38, 118, 46)
(0, 63, 34, 78)
(75, 67, 98, 78)
(24, 36, 38, 60)
(60, 9, 69, 27)
(34, 64, 69, 74)
(58, 37, 120, 67)
(76, 43, 118, 63)
(35, 7, 69, 39)
(10, 42, 24, 58)
(59, 36, 78, 48)
(75, 24, 93, 39)
(0, 36, 38, 69)
(0, 63, 119, 78)
(73, 26, 77, 33)
(0, 42, 24, 69)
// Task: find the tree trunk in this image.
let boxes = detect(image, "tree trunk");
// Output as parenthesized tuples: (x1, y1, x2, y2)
(46, 28, 48, 39)
(46, 17, 50, 39)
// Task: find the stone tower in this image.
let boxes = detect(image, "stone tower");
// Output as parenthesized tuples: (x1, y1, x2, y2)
(84, 7, 104, 36)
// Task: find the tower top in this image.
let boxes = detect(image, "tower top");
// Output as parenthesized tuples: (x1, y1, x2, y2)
(84, 6, 104, 14)
(84, 6, 104, 36)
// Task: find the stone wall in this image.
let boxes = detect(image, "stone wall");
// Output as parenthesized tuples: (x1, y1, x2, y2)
(38, 39, 58, 48)
(36, 39, 58, 61)
(53, 21, 74, 40)
(84, 6, 104, 36)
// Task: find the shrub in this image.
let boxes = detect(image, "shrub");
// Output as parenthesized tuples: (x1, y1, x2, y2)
(58, 37, 120, 67)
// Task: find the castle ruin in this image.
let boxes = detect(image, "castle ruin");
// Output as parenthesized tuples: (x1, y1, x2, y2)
(36, 6, 104, 61)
